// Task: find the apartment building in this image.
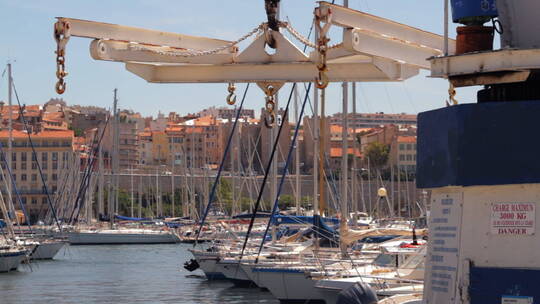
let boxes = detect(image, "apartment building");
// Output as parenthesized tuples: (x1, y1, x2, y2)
(0, 130, 75, 222)
(330, 112, 417, 128)
(389, 135, 417, 173)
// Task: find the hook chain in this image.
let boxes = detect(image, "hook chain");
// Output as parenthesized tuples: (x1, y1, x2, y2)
(54, 20, 71, 94)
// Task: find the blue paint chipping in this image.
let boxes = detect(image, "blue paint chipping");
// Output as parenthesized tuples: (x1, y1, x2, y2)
(417, 100, 540, 188)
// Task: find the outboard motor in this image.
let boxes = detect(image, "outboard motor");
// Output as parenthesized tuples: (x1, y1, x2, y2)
(336, 282, 378, 304)
(183, 259, 200, 272)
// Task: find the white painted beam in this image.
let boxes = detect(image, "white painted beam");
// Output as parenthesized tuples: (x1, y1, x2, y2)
(343, 28, 441, 69)
(430, 49, 540, 78)
(317, 2, 456, 54)
(89, 40, 234, 64)
(125, 60, 419, 83)
(57, 17, 234, 51)
(236, 32, 309, 63)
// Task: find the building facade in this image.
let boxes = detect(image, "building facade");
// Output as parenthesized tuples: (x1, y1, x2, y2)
(0, 130, 75, 222)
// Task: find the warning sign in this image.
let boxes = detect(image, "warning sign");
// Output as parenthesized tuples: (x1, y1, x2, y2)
(491, 203, 535, 235)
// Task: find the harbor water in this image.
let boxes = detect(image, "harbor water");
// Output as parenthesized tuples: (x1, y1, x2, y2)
(0, 244, 278, 304)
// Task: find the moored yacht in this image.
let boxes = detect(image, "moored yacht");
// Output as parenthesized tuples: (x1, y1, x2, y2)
(67, 228, 180, 245)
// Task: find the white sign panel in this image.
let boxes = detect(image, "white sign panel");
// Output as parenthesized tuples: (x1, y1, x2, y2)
(425, 192, 462, 304)
(491, 203, 535, 235)
(501, 295, 534, 304)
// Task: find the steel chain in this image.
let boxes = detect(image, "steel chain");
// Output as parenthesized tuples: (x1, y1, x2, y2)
(262, 85, 278, 129)
(448, 83, 458, 105)
(54, 21, 71, 94)
(279, 21, 341, 50)
(129, 24, 264, 58)
(314, 8, 333, 89)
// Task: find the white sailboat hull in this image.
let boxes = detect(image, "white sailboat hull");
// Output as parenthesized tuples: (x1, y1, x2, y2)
(215, 260, 255, 287)
(190, 250, 226, 280)
(241, 263, 268, 289)
(254, 268, 326, 303)
(30, 241, 66, 260)
(67, 230, 180, 245)
(0, 250, 27, 273)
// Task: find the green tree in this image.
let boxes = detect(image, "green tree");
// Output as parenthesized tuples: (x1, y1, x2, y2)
(365, 142, 389, 169)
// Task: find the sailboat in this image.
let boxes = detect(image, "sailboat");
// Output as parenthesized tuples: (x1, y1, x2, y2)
(1, 63, 66, 260)
(66, 89, 180, 245)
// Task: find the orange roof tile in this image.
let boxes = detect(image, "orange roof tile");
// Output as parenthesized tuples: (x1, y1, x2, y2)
(397, 136, 416, 143)
(0, 130, 74, 139)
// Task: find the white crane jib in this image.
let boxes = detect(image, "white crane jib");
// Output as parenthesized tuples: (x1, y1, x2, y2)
(53, 2, 454, 90)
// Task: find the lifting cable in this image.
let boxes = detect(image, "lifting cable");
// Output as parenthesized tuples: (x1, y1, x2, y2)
(238, 83, 296, 262)
(255, 82, 311, 263)
(194, 83, 251, 246)
(12, 81, 62, 231)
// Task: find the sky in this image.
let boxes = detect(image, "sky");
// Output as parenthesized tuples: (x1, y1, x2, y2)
(0, 0, 484, 118)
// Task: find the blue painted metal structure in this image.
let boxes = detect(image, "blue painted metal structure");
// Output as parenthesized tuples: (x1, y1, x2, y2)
(450, 0, 498, 23)
(417, 100, 540, 188)
(470, 266, 540, 303)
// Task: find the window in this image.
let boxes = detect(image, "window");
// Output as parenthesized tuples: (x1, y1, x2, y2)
(406, 144, 412, 150)
(32, 153, 37, 161)
(21, 197, 27, 204)
(52, 141, 59, 147)
(42, 162, 48, 170)
(32, 162, 37, 170)
(42, 152, 48, 162)
(21, 174, 27, 181)
(52, 174, 58, 181)
(399, 144, 405, 150)
(21, 163, 26, 170)
(62, 152, 68, 161)
(413, 154, 416, 161)
(12, 152, 16, 161)
(12, 174, 16, 181)
(42, 140, 49, 147)
(52, 152, 58, 161)
(12, 162, 16, 170)
(406, 154, 412, 161)
(21, 152, 27, 162)
(31, 198, 37, 205)
(399, 155, 405, 161)
(32, 174, 37, 181)
(43, 174, 48, 181)
(52, 162, 58, 170)
(42, 197, 48, 205)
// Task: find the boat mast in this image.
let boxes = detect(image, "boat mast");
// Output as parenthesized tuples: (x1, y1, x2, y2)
(351, 82, 360, 223)
(230, 120, 236, 216)
(171, 149, 175, 218)
(294, 85, 301, 215)
(6, 63, 14, 221)
(138, 174, 142, 218)
(98, 134, 104, 220)
(130, 151, 134, 218)
(109, 88, 118, 228)
(340, 79, 349, 257)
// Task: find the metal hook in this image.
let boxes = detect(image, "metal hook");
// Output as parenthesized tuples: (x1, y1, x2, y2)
(226, 92, 237, 105)
(315, 71, 329, 89)
(264, 112, 276, 128)
(226, 83, 237, 105)
(56, 80, 66, 95)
